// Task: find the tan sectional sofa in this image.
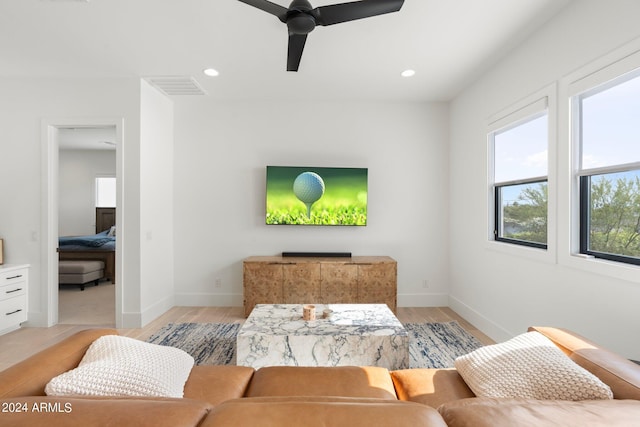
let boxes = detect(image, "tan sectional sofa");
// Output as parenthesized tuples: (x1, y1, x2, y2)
(1, 326, 639, 426)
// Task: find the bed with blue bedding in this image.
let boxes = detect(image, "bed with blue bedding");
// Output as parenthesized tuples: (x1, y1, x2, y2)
(58, 229, 116, 283)
(58, 230, 116, 251)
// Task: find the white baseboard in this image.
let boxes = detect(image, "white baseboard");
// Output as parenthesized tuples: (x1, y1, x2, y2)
(140, 294, 175, 327)
(174, 293, 448, 309)
(397, 293, 449, 307)
(121, 295, 178, 329)
(121, 312, 142, 329)
(175, 293, 243, 307)
(25, 311, 48, 327)
(448, 295, 513, 342)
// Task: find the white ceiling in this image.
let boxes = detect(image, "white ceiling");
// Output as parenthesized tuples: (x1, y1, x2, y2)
(57, 126, 116, 150)
(1, 0, 572, 101)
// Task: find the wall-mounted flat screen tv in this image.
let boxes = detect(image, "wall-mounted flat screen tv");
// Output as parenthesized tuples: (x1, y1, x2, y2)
(266, 166, 368, 226)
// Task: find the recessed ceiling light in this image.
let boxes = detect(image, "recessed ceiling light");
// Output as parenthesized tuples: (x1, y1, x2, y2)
(401, 69, 416, 78)
(203, 68, 219, 77)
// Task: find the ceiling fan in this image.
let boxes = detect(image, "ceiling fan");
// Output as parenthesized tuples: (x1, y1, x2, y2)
(238, 0, 405, 71)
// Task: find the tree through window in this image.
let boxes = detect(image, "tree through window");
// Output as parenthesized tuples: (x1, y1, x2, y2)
(491, 111, 549, 249)
(576, 71, 640, 264)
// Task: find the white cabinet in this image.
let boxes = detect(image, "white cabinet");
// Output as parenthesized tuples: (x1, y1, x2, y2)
(0, 265, 29, 335)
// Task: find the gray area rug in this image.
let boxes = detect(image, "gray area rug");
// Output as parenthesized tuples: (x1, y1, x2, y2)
(404, 321, 483, 368)
(147, 320, 483, 368)
(147, 322, 241, 365)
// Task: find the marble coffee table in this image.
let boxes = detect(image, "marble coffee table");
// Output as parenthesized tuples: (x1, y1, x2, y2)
(236, 304, 409, 370)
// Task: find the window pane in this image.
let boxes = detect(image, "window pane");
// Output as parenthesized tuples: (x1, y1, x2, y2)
(497, 181, 548, 245)
(586, 170, 640, 259)
(494, 114, 548, 183)
(96, 177, 116, 208)
(581, 73, 640, 169)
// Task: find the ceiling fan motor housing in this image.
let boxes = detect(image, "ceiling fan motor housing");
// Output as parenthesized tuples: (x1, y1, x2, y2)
(286, 0, 316, 34)
(238, 0, 405, 70)
(287, 13, 316, 34)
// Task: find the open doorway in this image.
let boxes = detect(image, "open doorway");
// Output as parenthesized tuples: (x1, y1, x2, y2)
(41, 118, 123, 328)
(57, 127, 116, 325)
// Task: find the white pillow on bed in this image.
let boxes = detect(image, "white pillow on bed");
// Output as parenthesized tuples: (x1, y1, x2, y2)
(45, 335, 193, 398)
(107, 226, 116, 237)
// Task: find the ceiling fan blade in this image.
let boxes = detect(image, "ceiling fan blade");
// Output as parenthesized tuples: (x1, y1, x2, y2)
(313, 0, 404, 26)
(287, 33, 308, 72)
(238, 0, 288, 20)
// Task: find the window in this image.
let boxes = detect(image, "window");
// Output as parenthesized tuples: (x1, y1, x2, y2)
(490, 107, 549, 249)
(575, 71, 640, 265)
(96, 176, 116, 208)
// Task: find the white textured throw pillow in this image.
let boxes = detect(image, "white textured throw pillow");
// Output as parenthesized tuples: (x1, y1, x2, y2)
(454, 331, 613, 401)
(45, 335, 194, 398)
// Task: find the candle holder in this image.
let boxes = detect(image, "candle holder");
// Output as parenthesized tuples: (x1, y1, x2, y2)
(302, 304, 316, 321)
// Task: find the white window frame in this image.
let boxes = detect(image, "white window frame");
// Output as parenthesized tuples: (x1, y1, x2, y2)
(486, 84, 557, 264)
(95, 175, 116, 208)
(558, 38, 640, 283)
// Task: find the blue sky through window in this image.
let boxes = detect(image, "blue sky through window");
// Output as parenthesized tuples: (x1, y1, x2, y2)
(494, 114, 548, 183)
(581, 72, 640, 169)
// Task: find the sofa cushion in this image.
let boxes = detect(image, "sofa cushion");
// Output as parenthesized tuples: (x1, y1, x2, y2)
(0, 329, 117, 398)
(45, 335, 194, 398)
(0, 396, 213, 427)
(530, 326, 640, 399)
(183, 365, 255, 405)
(438, 397, 640, 427)
(244, 366, 397, 400)
(391, 368, 475, 407)
(201, 397, 448, 427)
(454, 331, 613, 400)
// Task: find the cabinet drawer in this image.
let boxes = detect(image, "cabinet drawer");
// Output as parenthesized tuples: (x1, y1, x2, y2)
(0, 282, 26, 301)
(0, 269, 28, 286)
(0, 295, 27, 330)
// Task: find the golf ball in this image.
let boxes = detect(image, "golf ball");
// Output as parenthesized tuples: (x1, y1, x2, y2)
(293, 172, 325, 204)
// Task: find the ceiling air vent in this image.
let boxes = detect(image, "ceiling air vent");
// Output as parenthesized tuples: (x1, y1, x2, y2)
(145, 76, 207, 96)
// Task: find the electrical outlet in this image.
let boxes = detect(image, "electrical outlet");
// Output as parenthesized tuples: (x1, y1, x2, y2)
(215, 278, 222, 288)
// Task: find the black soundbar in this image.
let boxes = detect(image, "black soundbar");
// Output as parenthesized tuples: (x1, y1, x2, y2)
(282, 252, 352, 258)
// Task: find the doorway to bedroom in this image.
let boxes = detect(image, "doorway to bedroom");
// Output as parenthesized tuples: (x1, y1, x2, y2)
(57, 125, 117, 326)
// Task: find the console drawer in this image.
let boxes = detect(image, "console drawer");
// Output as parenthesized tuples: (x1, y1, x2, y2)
(0, 267, 27, 302)
(0, 283, 26, 301)
(0, 295, 27, 330)
(0, 265, 29, 334)
(0, 269, 27, 287)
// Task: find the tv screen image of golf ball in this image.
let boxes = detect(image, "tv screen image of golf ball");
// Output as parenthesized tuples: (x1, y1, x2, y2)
(266, 166, 368, 226)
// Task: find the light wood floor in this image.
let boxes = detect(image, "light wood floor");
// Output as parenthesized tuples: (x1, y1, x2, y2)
(0, 306, 494, 371)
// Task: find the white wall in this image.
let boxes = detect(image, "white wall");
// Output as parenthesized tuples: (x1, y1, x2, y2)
(172, 100, 450, 307)
(59, 150, 116, 236)
(139, 80, 175, 324)
(0, 77, 143, 327)
(6, 1, 640, 357)
(449, 0, 640, 359)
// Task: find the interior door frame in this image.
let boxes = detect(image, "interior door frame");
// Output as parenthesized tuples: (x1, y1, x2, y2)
(41, 117, 124, 327)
